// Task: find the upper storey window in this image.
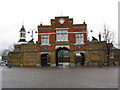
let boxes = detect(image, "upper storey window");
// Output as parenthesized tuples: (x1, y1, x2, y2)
(76, 33, 84, 44)
(41, 34, 49, 45)
(56, 30, 68, 41)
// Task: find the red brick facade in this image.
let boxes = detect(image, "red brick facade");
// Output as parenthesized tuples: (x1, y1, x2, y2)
(37, 16, 89, 51)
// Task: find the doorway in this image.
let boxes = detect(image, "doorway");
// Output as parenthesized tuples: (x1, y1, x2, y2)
(75, 53, 85, 66)
(56, 47, 70, 66)
(41, 54, 50, 66)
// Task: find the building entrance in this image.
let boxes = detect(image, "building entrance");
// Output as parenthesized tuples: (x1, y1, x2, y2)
(41, 54, 50, 66)
(56, 47, 70, 66)
(75, 53, 85, 66)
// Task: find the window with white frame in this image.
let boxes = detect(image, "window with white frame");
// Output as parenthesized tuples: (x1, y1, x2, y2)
(56, 30, 68, 41)
(41, 34, 49, 45)
(76, 33, 84, 44)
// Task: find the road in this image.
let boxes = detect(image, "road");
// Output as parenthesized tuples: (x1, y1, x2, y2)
(1, 66, 119, 88)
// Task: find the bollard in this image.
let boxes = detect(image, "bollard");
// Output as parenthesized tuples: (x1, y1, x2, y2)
(8, 62, 12, 68)
(98, 60, 102, 68)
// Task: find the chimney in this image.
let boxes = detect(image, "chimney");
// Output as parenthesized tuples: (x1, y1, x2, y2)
(40, 22, 42, 26)
(83, 20, 86, 24)
(99, 33, 101, 41)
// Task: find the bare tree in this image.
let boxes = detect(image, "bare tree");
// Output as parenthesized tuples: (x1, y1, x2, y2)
(102, 24, 115, 43)
(1, 49, 9, 63)
(1, 43, 15, 64)
(101, 24, 115, 66)
(8, 43, 15, 52)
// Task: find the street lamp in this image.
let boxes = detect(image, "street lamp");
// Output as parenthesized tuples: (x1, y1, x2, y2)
(87, 29, 93, 41)
(27, 29, 37, 43)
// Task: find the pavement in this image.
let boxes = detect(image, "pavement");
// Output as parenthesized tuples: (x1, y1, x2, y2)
(1, 66, 119, 88)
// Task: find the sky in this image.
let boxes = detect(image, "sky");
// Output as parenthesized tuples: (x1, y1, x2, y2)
(0, 0, 119, 53)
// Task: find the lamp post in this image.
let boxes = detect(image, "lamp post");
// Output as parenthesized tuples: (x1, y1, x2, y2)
(27, 29, 37, 43)
(87, 29, 93, 41)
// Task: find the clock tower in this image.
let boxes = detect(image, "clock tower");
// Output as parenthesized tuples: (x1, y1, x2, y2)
(18, 25, 27, 43)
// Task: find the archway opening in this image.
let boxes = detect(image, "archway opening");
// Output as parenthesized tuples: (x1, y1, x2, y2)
(41, 54, 50, 66)
(75, 53, 85, 66)
(56, 47, 70, 66)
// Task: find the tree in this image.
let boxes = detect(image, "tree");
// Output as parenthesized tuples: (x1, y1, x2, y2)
(102, 24, 115, 43)
(1, 43, 15, 63)
(101, 24, 115, 66)
(8, 43, 15, 52)
(1, 49, 9, 63)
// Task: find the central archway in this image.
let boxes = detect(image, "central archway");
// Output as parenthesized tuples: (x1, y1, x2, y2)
(41, 54, 50, 66)
(75, 53, 85, 66)
(56, 47, 70, 66)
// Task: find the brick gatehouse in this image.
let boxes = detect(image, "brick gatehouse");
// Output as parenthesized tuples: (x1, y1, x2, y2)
(8, 16, 120, 66)
(36, 16, 88, 66)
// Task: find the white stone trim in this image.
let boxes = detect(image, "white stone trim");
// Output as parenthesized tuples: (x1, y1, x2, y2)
(20, 37, 26, 39)
(50, 64, 56, 66)
(38, 31, 86, 35)
(39, 33, 55, 35)
(74, 43, 85, 45)
(74, 51, 86, 54)
(40, 44, 51, 46)
(40, 52, 51, 55)
(69, 31, 86, 33)
(55, 45, 70, 49)
(18, 42, 27, 44)
(20, 64, 23, 66)
(55, 28, 69, 30)
(36, 64, 41, 67)
(70, 63, 75, 66)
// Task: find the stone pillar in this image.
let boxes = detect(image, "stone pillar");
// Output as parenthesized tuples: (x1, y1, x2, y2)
(36, 52, 41, 67)
(20, 52, 23, 66)
(50, 52, 56, 66)
(70, 51, 75, 66)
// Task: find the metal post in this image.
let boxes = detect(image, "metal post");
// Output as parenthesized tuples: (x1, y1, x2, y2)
(28, 29, 37, 43)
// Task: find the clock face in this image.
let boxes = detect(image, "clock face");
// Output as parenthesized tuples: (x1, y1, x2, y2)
(59, 18, 65, 24)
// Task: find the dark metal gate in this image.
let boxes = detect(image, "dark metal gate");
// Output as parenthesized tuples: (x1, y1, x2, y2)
(41, 54, 50, 66)
(56, 47, 70, 66)
(75, 53, 85, 66)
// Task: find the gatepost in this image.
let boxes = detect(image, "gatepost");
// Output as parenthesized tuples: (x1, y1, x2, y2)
(70, 51, 75, 66)
(50, 52, 56, 66)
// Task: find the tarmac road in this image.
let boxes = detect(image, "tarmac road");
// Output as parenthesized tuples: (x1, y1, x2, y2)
(1, 66, 119, 88)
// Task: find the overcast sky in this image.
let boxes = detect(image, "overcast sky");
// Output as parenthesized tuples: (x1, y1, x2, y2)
(0, 0, 119, 52)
